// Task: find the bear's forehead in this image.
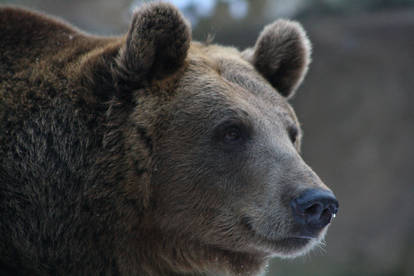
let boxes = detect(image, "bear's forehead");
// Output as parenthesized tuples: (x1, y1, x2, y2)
(180, 43, 298, 126)
(187, 43, 283, 101)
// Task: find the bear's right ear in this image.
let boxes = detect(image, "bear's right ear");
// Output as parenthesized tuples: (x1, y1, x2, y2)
(242, 19, 311, 98)
(114, 3, 191, 92)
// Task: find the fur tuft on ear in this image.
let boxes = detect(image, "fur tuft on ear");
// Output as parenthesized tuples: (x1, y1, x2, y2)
(114, 2, 191, 91)
(243, 19, 311, 98)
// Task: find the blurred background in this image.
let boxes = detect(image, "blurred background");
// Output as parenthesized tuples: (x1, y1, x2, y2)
(1, 0, 413, 275)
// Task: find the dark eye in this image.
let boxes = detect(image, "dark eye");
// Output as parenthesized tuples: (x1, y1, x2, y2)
(213, 120, 249, 149)
(223, 126, 242, 143)
(288, 126, 298, 143)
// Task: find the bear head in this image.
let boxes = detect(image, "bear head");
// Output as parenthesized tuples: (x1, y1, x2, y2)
(82, 3, 338, 276)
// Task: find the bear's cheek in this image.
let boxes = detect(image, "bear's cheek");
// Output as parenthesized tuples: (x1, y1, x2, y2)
(232, 177, 294, 240)
(149, 156, 286, 232)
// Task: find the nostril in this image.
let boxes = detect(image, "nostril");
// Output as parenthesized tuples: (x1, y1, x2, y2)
(321, 206, 334, 222)
(304, 202, 323, 217)
(303, 202, 331, 227)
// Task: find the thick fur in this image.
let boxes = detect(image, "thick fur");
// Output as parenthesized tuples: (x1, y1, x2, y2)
(0, 3, 332, 276)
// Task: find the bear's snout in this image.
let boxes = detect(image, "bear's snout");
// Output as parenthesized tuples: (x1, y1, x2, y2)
(290, 189, 339, 236)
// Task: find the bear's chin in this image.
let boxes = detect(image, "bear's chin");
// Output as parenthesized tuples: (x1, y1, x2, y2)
(267, 236, 322, 258)
(241, 221, 328, 258)
(245, 234, 324, 260)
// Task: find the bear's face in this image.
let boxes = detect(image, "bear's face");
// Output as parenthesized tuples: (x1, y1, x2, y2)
(107, 2, 337, 273)
(147, 44, 328, 258)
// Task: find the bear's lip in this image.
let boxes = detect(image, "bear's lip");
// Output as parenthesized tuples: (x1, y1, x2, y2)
(281, 235, 316, 240)
(241, 216, 319, 240)
(256, 233, 317, 247)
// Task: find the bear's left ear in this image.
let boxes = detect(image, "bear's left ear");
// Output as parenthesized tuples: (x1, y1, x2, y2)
(114, 3, 191, 91)
(242, 20, 311, 98)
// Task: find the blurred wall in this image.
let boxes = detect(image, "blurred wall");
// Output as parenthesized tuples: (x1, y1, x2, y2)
(1, 0, 413, 275)
(271, 9, 414, 276)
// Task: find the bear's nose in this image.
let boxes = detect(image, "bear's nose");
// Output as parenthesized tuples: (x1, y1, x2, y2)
(291, 189, 338, 234)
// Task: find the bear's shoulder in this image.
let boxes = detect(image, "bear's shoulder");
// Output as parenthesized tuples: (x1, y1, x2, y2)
(0, 7, 81, 53)
(0, 6, 123, 109)
(0, 6, 118, 69)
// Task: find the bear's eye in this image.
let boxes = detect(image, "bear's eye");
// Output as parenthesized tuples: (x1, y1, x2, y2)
(223, 126, 242, 143)
(288, 126, 298, 143)
(213, 120, 249, 148)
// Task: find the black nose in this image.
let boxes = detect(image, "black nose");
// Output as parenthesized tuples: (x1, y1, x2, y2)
(291, 189, 339, 234)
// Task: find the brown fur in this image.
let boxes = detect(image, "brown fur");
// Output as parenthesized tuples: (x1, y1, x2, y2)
(0, 3, 334, 276)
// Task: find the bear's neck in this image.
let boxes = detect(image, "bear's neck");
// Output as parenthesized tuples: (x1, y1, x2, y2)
(116, 227, 268, 276)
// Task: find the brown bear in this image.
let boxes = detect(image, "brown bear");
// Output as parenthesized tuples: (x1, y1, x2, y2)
(0, 2, 338, 276)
